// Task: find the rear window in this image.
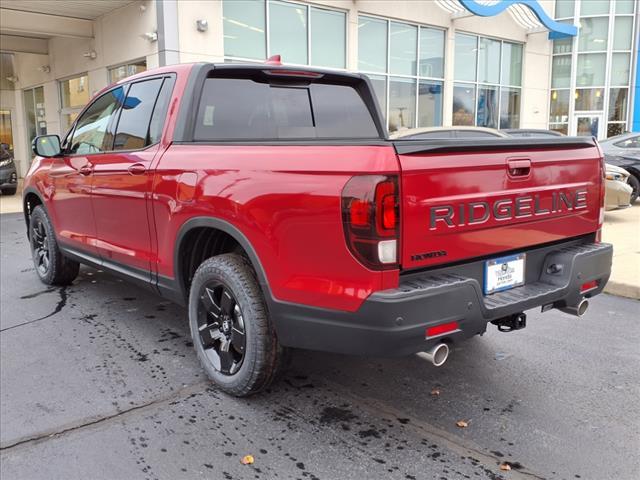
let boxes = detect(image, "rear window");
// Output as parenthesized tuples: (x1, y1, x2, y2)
(194, 77, 378, 141)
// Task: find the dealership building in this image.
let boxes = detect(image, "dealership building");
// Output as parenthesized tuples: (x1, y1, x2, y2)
(0, 0, 638, 177)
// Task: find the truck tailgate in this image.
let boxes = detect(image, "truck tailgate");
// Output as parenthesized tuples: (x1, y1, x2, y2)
(394, 138, 603, 271)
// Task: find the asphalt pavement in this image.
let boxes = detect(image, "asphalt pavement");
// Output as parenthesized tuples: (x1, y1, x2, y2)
(1, 212, 639, 480)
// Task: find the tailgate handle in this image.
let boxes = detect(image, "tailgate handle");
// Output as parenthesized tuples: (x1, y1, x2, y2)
(507, 159, 531, 177)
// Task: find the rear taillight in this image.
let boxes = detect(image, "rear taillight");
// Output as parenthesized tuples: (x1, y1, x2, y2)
(342, 175, 399, 269)
(580, 280, 599, 293)
(597, 150, 605, 242)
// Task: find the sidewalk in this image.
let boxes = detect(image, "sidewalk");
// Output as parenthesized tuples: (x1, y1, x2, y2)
(0, 181, 23, 215)
(602, 205, 640, 299)
(2, 183, 638, 298)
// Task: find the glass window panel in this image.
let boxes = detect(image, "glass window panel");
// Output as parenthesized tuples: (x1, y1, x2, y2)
(0, 110, 13, 151)
(60, 75, 90, 109)
(574, 88, 604, 111)
(358, 16, 387, 73)
(576, 116, 600, 137)
(553, 37, 573, 54)
(149, 77, 175, 145)
(223, 0, 266, 59)
(62, 112, 79, 133)
(580, 0, 609, 16)
(419, 27, 444, 78)
(389, 22, 417, 76)
(607, 123, 625, 138)
(388, 77, 416, 132)
(109, 60, 146, 84)
(478, 38, 501, 84)
(549, 123, 569, 135)
(476, 85, 499, 128)
(608, 88, 628, 121)
(555, 0, 574, 18)
(310, 8, 345, 69)
(70, 87, 123, 154)
(454, 34, 477, 82)
(113, 78, 163, 150)
(615, 0, 635, 14)
(418, 80, 443, 127)
(578, 17, 608, 51)
(501, 42, 522, 86)
(551, 55, 572, 88)
(452, 83, 476, 126)
(194, 78, 377, 140)
(269, 0, 307, 65)
(613, 17, 633, 50)
(576, 53, 606, 86)
(610, 53, 630, 85)
(366, 74, 387, 116)
(311, 83, 379, 138)
(550, 89, 570, 123)
(500, 87, 521, 129)
(23, 89, 36, 144)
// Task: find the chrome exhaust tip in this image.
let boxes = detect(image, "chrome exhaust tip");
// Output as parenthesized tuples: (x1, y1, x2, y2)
(419, 343, 449, 367)
(558, 298, 589, 317)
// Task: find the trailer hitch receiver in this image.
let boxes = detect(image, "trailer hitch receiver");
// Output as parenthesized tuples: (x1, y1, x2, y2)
(492, 313, 527, 332)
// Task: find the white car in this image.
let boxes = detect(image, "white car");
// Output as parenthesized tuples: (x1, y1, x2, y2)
(604, 164, 633, 211)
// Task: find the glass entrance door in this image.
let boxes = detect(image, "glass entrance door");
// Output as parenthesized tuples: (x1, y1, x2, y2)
(573, 114, 604, 139)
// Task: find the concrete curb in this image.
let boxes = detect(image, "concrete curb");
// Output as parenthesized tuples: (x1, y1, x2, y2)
(604, 281, 640, 300)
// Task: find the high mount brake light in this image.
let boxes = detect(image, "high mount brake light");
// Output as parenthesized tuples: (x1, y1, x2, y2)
(342, 175, 399, 269)
(262, 69, 324, 79)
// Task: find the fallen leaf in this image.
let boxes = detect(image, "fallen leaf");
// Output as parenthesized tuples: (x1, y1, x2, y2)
(456, 420, 469, 428)
(240, 455, 254, 465)
(430, 388, 441, 396)
(500, 462, 512, 471)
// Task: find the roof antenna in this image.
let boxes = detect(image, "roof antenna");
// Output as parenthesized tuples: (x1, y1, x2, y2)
(265, 55, 282, 65)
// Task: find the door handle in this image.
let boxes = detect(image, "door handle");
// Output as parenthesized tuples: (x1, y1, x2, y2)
(128, 163, 146, 175)
(507, 159, 531, 177)
(79, 165, 93, 176)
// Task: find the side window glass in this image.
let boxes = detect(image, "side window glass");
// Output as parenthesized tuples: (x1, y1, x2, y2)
(113, 78, 163, 150)
(615, 136, 640, 148)
(148, 77, 175, 145)
(70, 87, 123, 155)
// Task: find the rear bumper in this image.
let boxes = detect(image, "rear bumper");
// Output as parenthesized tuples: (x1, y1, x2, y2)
(271, 239, 612, 356)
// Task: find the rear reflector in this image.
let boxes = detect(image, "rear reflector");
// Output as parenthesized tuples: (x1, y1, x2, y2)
(426, 321, 459, 338)
(377, 239, 397, 264)
(580, 280, 598, 293)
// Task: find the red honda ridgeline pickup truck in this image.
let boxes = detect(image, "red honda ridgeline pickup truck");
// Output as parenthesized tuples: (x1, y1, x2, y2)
(25, 63, 612, 396)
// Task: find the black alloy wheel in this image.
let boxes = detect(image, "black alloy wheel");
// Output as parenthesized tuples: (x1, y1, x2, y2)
(28, 205, 79, 285)
(197, 282, 247, 375)
(188, 254, 287, 396)
(31, 216, 50, 276)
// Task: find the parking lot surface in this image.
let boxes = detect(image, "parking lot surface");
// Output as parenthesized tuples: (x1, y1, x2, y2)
(1, 212, 639, 480)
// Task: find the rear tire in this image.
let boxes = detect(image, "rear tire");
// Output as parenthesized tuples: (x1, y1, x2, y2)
(628, 174, 639, 204)
(188, 253, 286, 397)
(29, 206, 80, 285)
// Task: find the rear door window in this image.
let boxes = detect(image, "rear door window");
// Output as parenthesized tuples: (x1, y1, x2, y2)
(113, 78, 163, 150)
(194, 77, 378, 140)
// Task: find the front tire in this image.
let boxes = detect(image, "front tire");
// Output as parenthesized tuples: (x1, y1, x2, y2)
(2, 186, 17, 196)
(188, 254, 286, 397)
(29, 206, 80, 285)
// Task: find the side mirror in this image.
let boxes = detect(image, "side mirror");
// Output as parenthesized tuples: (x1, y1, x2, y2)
(32, 135, 62, 158)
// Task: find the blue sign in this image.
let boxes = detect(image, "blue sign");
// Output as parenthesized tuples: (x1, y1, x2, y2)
(458, 0, 578, 39)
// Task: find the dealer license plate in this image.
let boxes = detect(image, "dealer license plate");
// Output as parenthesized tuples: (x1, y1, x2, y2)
(484, 253, 526, 295)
